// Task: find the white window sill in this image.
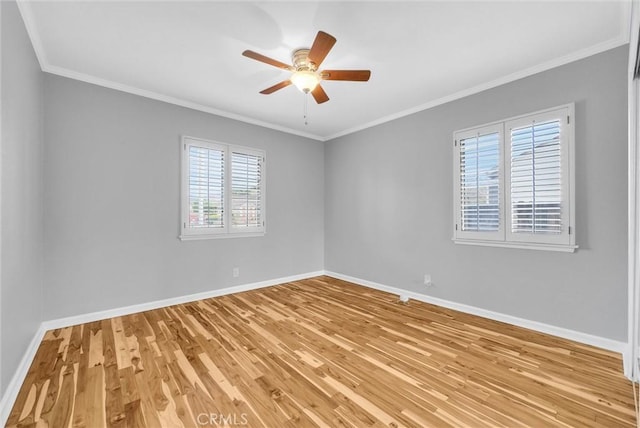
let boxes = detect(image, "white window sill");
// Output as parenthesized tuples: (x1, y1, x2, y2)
(179, 232, 265, 241)
(453, 239, 578, 253)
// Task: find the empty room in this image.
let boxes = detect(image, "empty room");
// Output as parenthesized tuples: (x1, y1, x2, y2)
(2, 0, 640, 427)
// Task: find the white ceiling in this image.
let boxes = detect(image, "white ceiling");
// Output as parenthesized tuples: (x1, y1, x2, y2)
(18, 1, 630, 141)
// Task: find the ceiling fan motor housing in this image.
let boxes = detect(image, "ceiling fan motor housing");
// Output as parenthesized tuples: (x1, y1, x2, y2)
(292, 49, 317, 72)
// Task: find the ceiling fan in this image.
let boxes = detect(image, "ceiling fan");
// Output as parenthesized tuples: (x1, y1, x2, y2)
(242, 31, 371, 104)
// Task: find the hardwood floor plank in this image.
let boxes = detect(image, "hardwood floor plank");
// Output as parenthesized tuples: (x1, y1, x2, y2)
(6, 276, 637, 427)
(84, 365, 107, 428)
(42, 364, 75, 428)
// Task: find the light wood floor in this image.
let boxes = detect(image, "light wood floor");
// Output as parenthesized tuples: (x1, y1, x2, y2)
(6, 276, 638, 427)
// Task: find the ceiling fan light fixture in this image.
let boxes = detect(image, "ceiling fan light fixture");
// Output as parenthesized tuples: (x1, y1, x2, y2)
(242, 31, 370, 104)
(291, 70, 320, 94)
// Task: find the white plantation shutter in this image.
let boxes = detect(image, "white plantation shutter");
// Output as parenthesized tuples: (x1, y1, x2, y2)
(188, 145, 225, 229)
(181, 137, 265, 239)
(509, 120, 562, 234)
(454, 124, 504, 241)
(506, 107, 572, 246)
(231, 150, 264, 231)
(460, 132, 501, 232)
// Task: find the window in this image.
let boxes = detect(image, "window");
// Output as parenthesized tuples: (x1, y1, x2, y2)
(180, 136, 265, 240)
(453, 104, 576, 252)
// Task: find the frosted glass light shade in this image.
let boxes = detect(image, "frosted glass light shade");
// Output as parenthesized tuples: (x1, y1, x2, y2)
(291, 71, 320, 93)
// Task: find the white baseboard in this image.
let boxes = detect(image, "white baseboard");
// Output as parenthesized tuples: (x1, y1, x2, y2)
(623, 345, 639, 380)
(1, 268, 632, 425)
(0, 270, 324, 426)
(325, 271, 628, 358)
(42, 270, 325, 331)
(0, 324, 46, 427)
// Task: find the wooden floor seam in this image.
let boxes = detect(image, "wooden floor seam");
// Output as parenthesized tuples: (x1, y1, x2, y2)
(5, 275, 638, 427)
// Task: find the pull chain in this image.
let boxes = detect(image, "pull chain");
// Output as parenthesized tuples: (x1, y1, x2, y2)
(303, 93, 309, 125)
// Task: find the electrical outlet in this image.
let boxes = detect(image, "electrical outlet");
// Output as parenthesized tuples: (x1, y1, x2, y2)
(424, 274, 433, 287)
(233, 267, 239, 278)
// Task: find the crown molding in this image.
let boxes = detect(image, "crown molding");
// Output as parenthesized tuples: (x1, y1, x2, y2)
(43, 64, 325, 141)
(16, 0, 632, 143)
(325, 35, 630, 141)
(16, 0, 325, 141)
(15, 0, 46, 70)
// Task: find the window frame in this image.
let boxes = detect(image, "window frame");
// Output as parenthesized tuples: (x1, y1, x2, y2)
(180, 136, 266, 241)
(452, 104, 577, 252)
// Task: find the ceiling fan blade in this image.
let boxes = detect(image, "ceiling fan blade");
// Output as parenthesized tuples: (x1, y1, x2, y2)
(311, 85, 329, 104)
(260, 80, 292, 94)
(307, 31, 336, 68)
(242, 50, 293, 71)
(320, 70, 371, 81)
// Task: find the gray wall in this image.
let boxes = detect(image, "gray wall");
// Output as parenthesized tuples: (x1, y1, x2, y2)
(1, 1, 44, 394)
(325, 46, 629, 341)
(0, 1, 629, 403)
(43, 75, 324, 320)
